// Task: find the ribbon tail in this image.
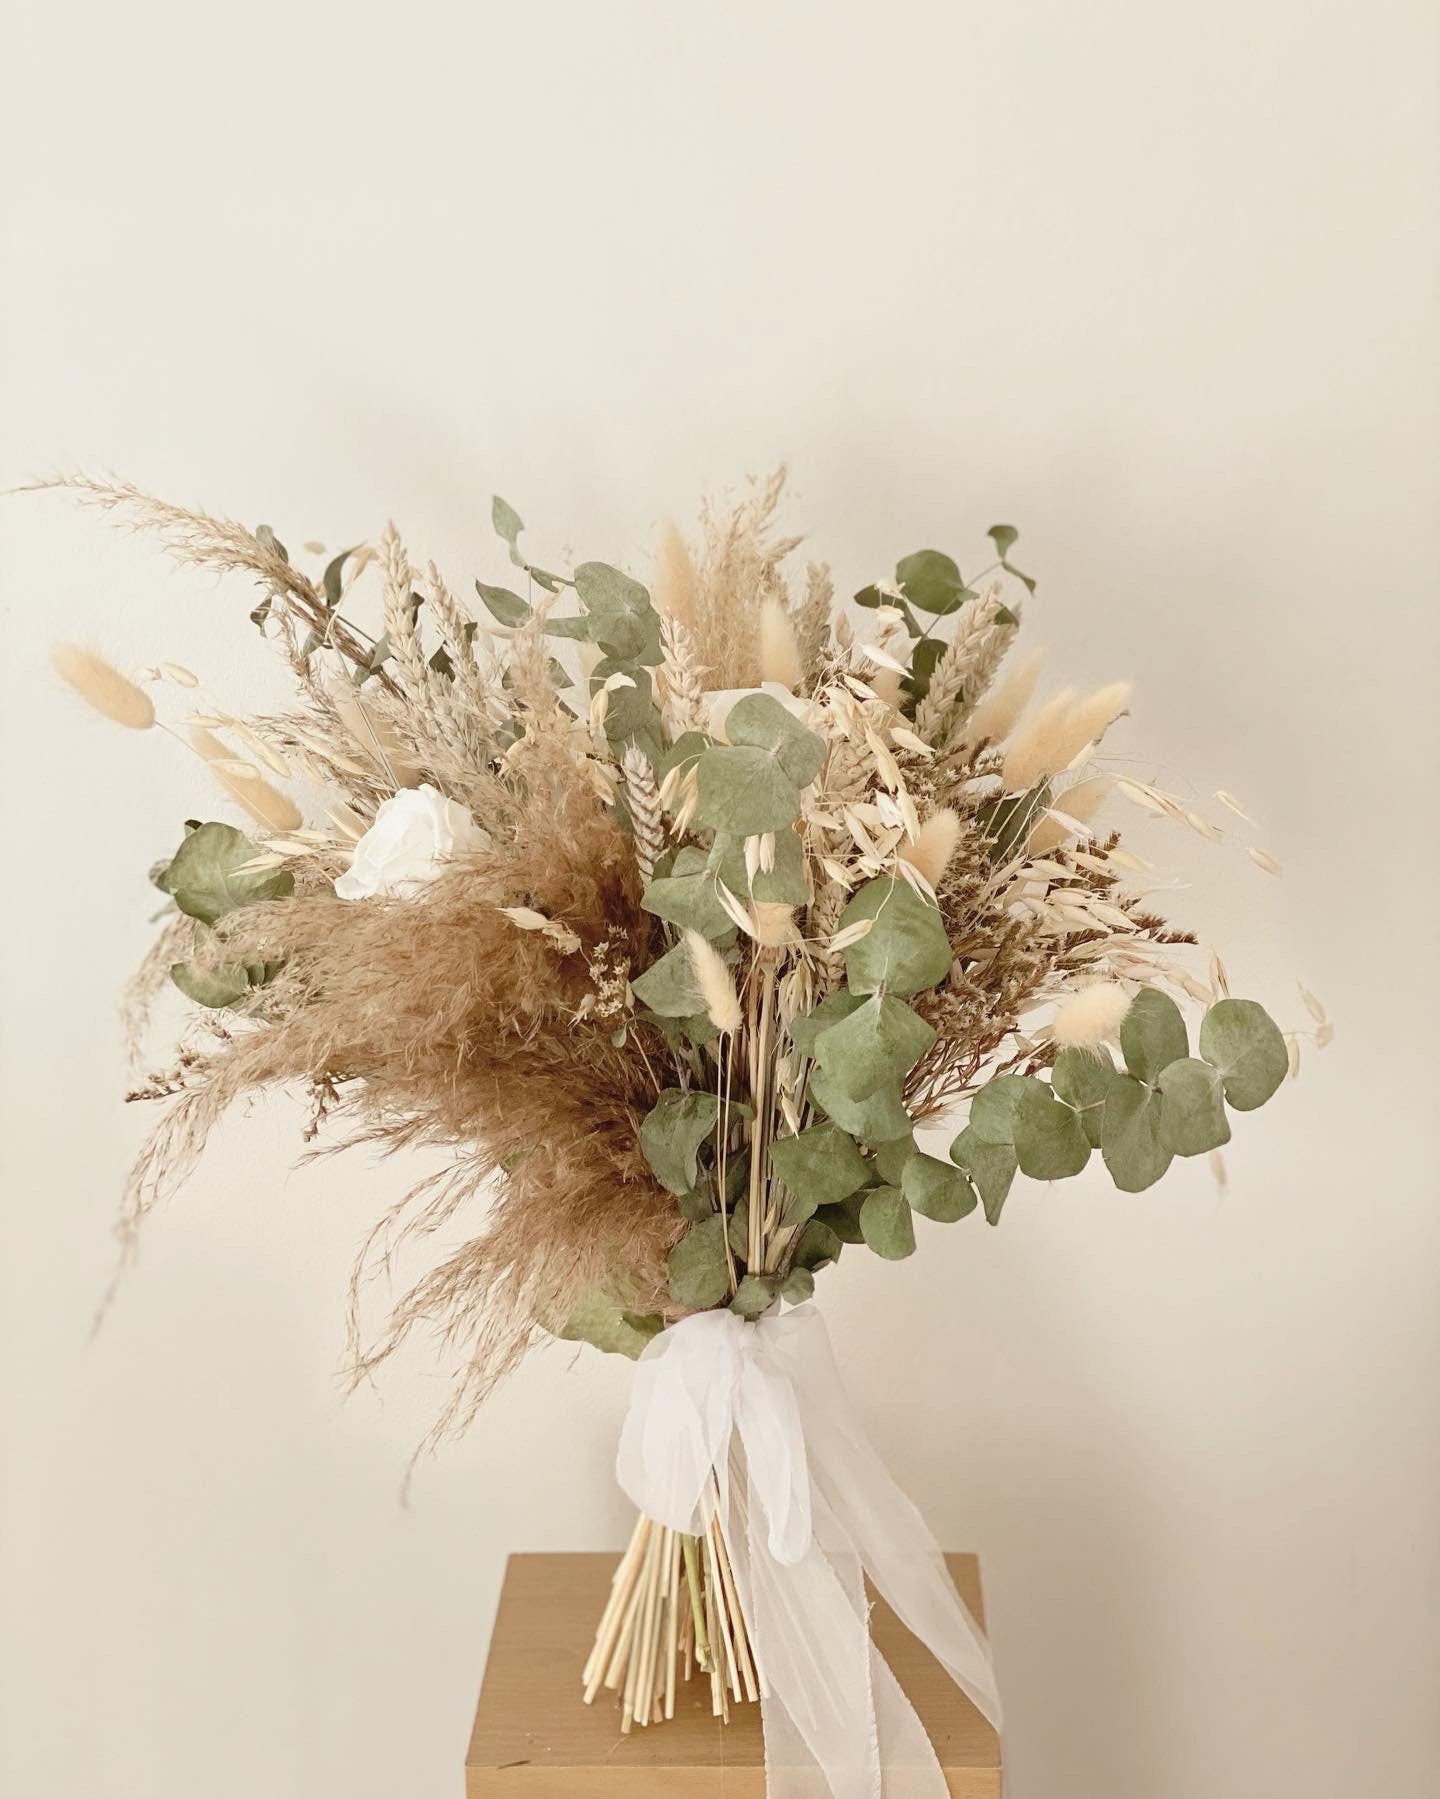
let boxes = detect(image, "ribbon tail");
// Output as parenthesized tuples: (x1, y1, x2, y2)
(785, 1315, 1003, 1732)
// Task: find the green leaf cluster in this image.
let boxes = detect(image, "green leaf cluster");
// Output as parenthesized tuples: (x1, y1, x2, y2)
(953, 987, 1289, 1216)
(155, 822, 293, 1010)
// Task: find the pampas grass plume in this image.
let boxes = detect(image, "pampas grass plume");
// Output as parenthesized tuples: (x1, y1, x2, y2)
(653, 521, 700, 628)
(902, 807, 962, 886)
(1003, 681, 1131, 790)
(1051, 982, 1131, 1049)
(52, 644, 155, 730)
(758, 597, 803, 689)
(684, 928, 742, 1033)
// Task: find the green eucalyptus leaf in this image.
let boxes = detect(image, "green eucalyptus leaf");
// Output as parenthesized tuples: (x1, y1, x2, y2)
(641, 848, 735, 939)
(169, 959, 252, 1009)
(474, 580, 531, 627)
(903, 636, 946, 704)
(950, 1125, 1018, 1224)
(1156, 1057, 1233, 1156)
(726, 1198, 751, 1260)
(791, 1217, 843, 1271)
(788, 989, 867, 1058)
(156, 822, 294, 927)
(1012, 1082, 1092, 1180)
(873, 1136, 915, 1185)
(895, 549, 967, 616)
(808, 1066, 913, 1144)
(977, 784, 1050, 858)
(558, 1289, 664, 1359)
(859, 1186, 917, 1259)
(1121, 988, 1189, 1082)
(1101, 1074, 1174, 1192)
(721, 692, 826, 787)
(640, 1089, 721, 1194)
(1199, 998, 1289, 1112)
(710, 830, 809, 905)
(769, 1123, 869, 1219)
(1051, 1048, 1119, 1147)
(492, 495, 525, 549)
(730, 1275, 779, 1320)
(574, 560, 651, 615)
(815, 1194, 867, 1244)
(676, 1183, 716, 1223)
(694, 746, 801, 835)
(902, 1153, 977, 1222)
(838, 876, 952, 996)
(630, 942, 707, 1018)
(781, 1267, 815, 1305)
(968, 1073, 1043, 1147)
(812, 993, 936, 1100)
(667, 1215, 731, 1309)
(987, 525, 1019, 560)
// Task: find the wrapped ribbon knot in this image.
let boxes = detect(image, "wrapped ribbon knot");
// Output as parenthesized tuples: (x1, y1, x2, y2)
(616, 1303, 1002, 1797)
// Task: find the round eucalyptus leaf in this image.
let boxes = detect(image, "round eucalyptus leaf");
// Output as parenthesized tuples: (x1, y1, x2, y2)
(1156, 1057, 1232, 1156)
(838, 876, 952, 996)
(814, 1194, 867, 1245)
(1051, 1047, 1118, 1148)
(950, 1125, 1017, 1225)
(667, 1215, 731, 1309)
(730, 1275, 780, 1320)
(630, 941, 707, 1018)
(792, 1217, 844, 1271)
(157, 821, 295, 927)
(859, 1186, 917, 1259)
(1100, 1074, 1174, 1192)
(694, 745, 801, 835)
(788, 989, 866, 1058)
(812, 993, 936, 1100)
(808, 1067, 913, 1144)
(1199, 998, 1289, 1112)
(1120, 988, 1189, 1083)
(769, 1123, 869, 1216)
(558, 1289, 664, 1359)
(895, 549, 967, 616)
(968, 1073, 1043, 1147)
(1012, 1083, 1092, 1181)
(640, 1089, 721, 1194)
(573, 559, 651, 614)
(169, 959, 252, 1009)
(873, 1136, 916, 1185)
(722, 691, 826, 787)
(902, 1153, 977, 1222)
(781, 1267, 815, 1305)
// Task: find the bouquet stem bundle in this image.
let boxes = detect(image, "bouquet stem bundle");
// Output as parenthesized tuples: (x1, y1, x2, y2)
(584, 1502, 758, 1729)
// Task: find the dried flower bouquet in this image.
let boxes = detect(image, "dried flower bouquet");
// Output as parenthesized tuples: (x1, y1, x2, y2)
(48, 470, 1322, 1779)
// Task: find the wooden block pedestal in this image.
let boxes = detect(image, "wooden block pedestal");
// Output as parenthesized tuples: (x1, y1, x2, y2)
(467, 1552, 1001, 1796)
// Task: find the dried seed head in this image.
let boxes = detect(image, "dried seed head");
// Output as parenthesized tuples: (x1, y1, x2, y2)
(52, 644, 156, 730)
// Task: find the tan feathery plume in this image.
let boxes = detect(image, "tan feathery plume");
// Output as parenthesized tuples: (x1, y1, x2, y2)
(1050, 982, 1131, 1049)
(758, 597, 803, 689)
(960, 647, 1045, 751)
(869, 667, 902, 710)
(752, 901, 797, 948)
(1026, 775, 1111, 855)
(901, 807, 962, 887)
(652, 521, 700, 627)
(1003, 682, 1131, 791)
(620, 744, 665, 884)
(912, 587, 1006, 745)
(187, 727, 303, 832)
(684, 929, 742, 1033)
(52, 645, 156, 730)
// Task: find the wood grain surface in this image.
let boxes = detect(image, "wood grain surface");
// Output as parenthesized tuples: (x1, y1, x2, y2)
(466, 1552, 1001, 1796)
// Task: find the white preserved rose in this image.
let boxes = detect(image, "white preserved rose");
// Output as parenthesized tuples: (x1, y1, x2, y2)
(335, 784, 489, 900)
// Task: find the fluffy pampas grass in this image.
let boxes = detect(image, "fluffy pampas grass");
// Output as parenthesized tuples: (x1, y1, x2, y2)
(1002, 681, 1131, 791)
(758, 597, 803, 689)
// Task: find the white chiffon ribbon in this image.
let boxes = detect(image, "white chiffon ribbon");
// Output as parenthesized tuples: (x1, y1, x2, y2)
(616, 1304, 1002, 1797)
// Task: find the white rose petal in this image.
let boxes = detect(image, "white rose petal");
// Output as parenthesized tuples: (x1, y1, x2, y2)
(335, 784, 489, 899)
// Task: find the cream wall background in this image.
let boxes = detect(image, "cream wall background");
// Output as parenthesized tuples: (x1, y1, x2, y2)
(2, 4, 1437, 1797)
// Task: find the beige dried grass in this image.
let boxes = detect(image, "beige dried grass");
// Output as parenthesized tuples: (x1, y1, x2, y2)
(52, 644, 156, 730)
